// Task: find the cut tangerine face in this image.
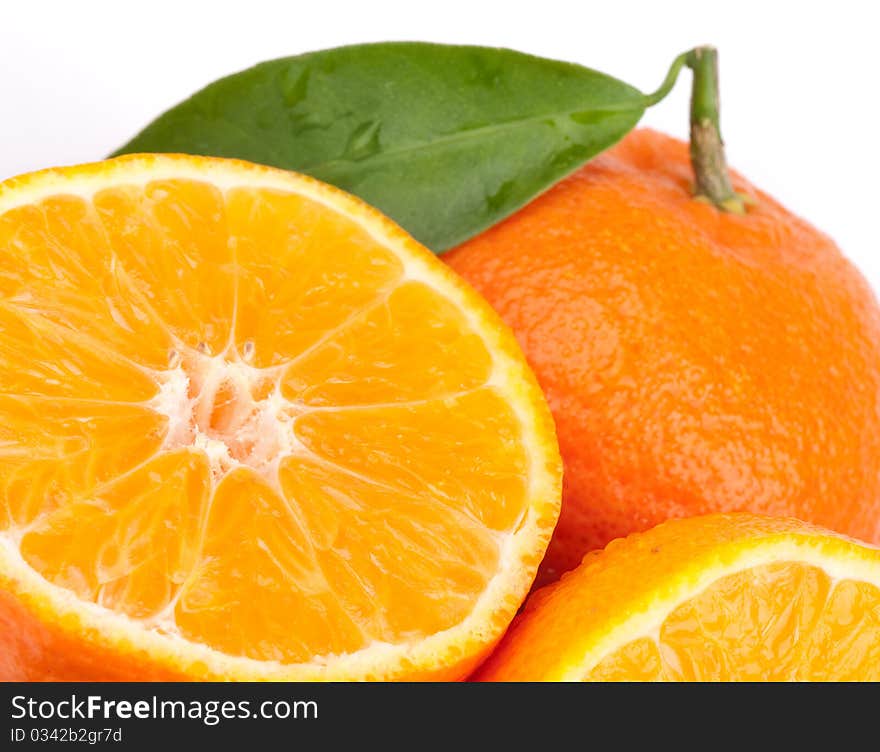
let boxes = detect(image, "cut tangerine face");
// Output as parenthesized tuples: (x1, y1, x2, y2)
(475, 514, 880, 681)
(0, 155, 561, 681)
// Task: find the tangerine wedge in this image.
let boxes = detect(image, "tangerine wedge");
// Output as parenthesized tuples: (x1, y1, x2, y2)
(476, 514, 880, 681)
(0, 155, 561, 681)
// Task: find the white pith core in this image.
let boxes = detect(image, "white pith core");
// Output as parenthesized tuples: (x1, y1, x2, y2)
(149, 345, 302, 484)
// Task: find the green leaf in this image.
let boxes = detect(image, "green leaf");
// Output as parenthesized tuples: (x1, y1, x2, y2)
(113, 43, 647, 252)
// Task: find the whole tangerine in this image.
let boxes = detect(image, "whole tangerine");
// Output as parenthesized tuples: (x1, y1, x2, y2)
(446, 127, 880, 584)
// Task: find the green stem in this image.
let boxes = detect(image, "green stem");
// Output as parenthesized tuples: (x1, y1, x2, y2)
(644, 51, 691, 107)
(646, 46, 749, 214)
(686, 47, 746, 213)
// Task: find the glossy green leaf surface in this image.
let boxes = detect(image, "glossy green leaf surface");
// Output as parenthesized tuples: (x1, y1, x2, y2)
(114, 43, 647, 251)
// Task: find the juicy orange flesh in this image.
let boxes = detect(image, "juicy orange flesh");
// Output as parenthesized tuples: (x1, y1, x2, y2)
(0, 178, 528, 663)
(585, 561, 880, 680)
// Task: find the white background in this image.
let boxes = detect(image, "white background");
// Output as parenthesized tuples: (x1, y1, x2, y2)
(2, 1, 878, 288)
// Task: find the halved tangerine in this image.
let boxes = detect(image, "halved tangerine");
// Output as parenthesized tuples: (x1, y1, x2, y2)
(0, 155, 561, 681)
(476, 514, 880, 681)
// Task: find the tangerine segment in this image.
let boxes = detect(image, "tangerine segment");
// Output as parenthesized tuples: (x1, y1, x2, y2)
(0, 303, 157, 401)
(227, 187, 404, 368)
(583, 638, 662, 681)
(586, 561, 880, 681)
(0, 197, 174, 371)
(277, 457, 501, 643)
(0, 155, 561, 681)
(174, 467, 366, 664)
(293, 389, 530, 532)
(475, 514, 880, 682)
(0, 397, 167, 530)
(94, 181, 235, 355)
(281, 282, 494, 407)
(19, 450, 208, 619)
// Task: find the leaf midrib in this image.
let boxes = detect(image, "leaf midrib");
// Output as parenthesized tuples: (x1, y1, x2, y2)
(301, 101, 645, 176)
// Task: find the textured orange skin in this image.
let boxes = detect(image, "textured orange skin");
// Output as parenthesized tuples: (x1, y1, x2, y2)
(474, 513, 880, 681)
(447, 129, 880, 584)
(0, 589, 186, 681)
